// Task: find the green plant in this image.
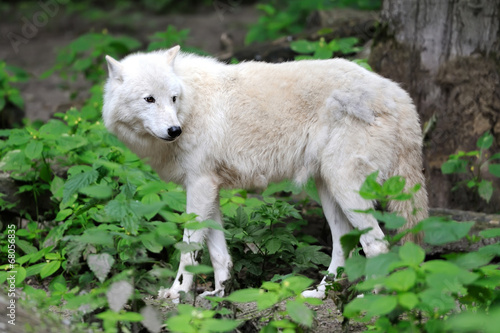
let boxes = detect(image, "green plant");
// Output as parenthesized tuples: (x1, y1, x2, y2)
(166, 304, 241, 333)
(224, 275, 322, 332)
(246, 0, 334, 45)
(290, 37, 361, 60)
(147, 25, 208, 55)
(147, 25, 190, 51)
(0, 61, 28, 114)
(338, 173, 500, 332)
(441, 131, 500, 202)
(42, 31, 141, 85)
(290, 37, 373, 70)
(225, 199, 330, 288)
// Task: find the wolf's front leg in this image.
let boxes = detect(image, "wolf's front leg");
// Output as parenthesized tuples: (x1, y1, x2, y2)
(158, 176, 220, 300)
(158, 228, 206, 300)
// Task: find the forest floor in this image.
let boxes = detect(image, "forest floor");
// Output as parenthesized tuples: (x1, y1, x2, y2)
(0, 3, 370, 332)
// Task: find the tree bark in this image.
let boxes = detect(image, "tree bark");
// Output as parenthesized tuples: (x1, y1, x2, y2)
(369, 0, 500, 212)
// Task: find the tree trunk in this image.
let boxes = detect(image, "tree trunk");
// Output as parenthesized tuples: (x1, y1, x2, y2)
(369, 0, 500, 212)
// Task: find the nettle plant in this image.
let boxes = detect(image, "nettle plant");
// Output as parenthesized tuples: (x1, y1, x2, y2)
(441, 131, 500, 202)
(290, 36, 372, 70)
(245, 0, 335, 44)
(338, 172, 500, 333)
(0, 61, 28, 113)
(42, 31, 141, 85)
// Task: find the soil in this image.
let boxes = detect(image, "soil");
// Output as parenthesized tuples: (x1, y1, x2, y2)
(0, 3, 367, 332)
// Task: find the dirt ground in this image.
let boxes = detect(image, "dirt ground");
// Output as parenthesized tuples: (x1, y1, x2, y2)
(0, 3, 369, 332)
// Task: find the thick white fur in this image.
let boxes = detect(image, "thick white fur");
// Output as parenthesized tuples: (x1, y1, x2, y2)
(102, 46, 428, 300)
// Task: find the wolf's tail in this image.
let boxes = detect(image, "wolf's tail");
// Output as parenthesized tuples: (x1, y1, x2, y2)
(387, 105, 428, 244)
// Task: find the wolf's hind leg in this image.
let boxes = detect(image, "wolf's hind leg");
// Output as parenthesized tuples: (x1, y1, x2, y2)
(203, 205, 232, 297)
(324, 161, 389, 258)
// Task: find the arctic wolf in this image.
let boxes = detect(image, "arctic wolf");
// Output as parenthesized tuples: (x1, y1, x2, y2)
(102, 45, 428, 299)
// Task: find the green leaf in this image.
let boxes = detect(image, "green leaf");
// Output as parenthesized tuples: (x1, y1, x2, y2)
(441, 159, 467, 174)
(340, 228, 370, 259)
(225, 288, 262, 303)
(73, 57, 92, 71)
(365, 252, 401, 278)
(448, 251, 494, 270)
(25, 262, 45, 277)
(256, 292, 280, 310)
(419, 288, 456, 314)
(477, 131, 493, 150)
(344, 255, 366, 281)
(382, 176, 406, 196)
(39, 120, 70, 138)
(367, 210, 407, 229)
(265, 237, 282, 254)
(140, 233, 163, 253)
(286, 300, 314, 327)
(398, 292, 419, 310)
(399, 242, 425, 266)
(184, 219, 224, 231)
(24, 141, 43, 160)
(478, 180, 493, 202)
(7, 90, 24, 109)
(63, 169, 99, 203)
(79, 184, 113, 199)
(337, 37, 360, 54)
(419, 217, 474, 245)
(56, 135, 88, 153)
(446, 308, 500, 333)
(166, 314, 196, 333)
(162, 190, 186, 212)
(479, 228, 500, 238)
(421, 260, 478, 286)
(283, 276, 313, 295)
(313, 46, 333, 59)
(488, 164, 500, 178)
(384, 269, 416, 292)
(79, 228, 114, 246)
(185, 264, 214, 275)
(359, 171, 382, 200)
(200, 318, 242, 332)
(40, 260, 61, 278)
(174, 241, 203, 253)
(14, 266, 27, 286)
(344, 294, 398, 320)
(290, 40, 316, 54)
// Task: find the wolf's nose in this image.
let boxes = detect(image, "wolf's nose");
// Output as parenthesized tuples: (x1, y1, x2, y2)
(168, 126, 182, 138)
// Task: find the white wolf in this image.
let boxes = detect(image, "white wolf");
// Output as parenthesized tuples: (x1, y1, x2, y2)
(102, 46, 428, 299)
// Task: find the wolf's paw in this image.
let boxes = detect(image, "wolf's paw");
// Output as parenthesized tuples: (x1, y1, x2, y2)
(199, 288, 224, 298)
(301, 289, 326, 299)
(158, 287, 181, 303)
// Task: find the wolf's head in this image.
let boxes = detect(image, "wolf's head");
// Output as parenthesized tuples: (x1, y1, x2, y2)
(102, 46, 183, 143)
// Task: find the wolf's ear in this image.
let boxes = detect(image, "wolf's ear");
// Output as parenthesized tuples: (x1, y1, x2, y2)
(105, 55, 123, 81)
(166, 45, 181, 65)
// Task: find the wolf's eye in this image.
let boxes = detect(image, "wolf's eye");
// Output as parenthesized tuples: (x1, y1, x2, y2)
(172, 96, 177, 103)
(144, 96, 155, 103)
